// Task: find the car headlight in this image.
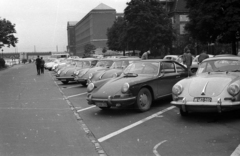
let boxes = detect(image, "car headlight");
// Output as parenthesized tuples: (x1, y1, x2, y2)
(121, 83, 129, 93)
(172, 84, 183, 95)
(227, 84, 240, 96)
(112, 73, 117, 78)
(87, 83, 95, 92)
(89, 73, 93, 79)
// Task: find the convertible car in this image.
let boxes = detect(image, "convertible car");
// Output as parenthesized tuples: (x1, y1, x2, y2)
(88, 57, 140, 84)
(87, 59, 188, 112)
(171, 56, 240, 116)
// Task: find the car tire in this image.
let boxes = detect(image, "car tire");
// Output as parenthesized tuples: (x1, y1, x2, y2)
(135, 88, 152, 112)
(191, 68, 197, 74)
(180, 109, 189, 116)
(81, 82, 87, 87)
(62, 80, 69, 84)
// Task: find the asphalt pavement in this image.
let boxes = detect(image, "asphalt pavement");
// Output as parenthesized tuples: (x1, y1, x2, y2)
(0, 64, 99, 156)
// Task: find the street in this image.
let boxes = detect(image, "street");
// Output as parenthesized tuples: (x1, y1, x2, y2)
(1, 63, 240, 156)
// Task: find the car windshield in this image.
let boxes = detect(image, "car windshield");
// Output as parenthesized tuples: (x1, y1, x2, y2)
(123, 62, 159, 75)
(82, 61, 91, 68)
(95, 60, 113, 67)
(197, 59, 240, 74)
(110, 60, 129, 69)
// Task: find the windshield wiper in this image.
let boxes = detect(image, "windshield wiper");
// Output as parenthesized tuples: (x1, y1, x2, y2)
(123, 73, 138, 77)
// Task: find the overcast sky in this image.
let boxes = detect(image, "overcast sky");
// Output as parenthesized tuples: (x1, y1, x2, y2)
(0, 0, 130, 53)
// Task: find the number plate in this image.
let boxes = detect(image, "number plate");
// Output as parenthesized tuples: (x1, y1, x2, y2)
(193, 97, 212, 102)
(95, 102, 107, 107)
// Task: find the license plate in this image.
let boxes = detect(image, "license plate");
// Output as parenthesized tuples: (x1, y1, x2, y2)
(95, 102, 107, 107)
(193, 97, 212, 102)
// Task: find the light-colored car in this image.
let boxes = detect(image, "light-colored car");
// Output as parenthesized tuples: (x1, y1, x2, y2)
(191, 54, 214, 73)
(171, 56, 240, 116)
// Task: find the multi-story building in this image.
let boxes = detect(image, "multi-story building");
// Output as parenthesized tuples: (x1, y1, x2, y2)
(69, 3, 122, 57)
(67, 21, 78, 56)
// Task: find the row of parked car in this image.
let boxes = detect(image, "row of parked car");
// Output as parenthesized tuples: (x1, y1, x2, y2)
(45, 54, 240, 116)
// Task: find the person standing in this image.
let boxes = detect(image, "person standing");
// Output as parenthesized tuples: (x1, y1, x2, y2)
(35, 56, 41, 75)
(141, 50, 150, 60)
(198, 50, 209, 63)
(40, 57, 45, 74)
(183, 49, 193, 76)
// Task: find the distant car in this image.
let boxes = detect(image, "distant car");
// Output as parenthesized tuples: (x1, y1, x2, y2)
(87, 59, 188, 112)
(88, 57, 141, 84)
(171, 56, 240, 116)
(56, 58, 98, 84)
(191, 54, 214, 73)
(74, 59, 115, 86)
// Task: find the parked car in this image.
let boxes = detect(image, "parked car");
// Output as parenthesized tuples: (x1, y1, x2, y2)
(171, 56, 240, 116)
(190, 54, 214, 73)
(87, 59, 188, 112)
(56, 58, 98, 84)
(88, 57, 141, 84)
(74, 58, 115, 86)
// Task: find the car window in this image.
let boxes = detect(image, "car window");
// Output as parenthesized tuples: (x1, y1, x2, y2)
(197, 59, 240, 74)
(175, 63, 186, 73)
(123, 62, 159, 75)
(161, 62, 175, 73)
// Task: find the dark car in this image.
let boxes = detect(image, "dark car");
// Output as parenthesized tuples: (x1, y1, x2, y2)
(88, 57, 141, 84)
(87, 59, 188, 112)
(74, 58, 116, 86)
(56, 58, 98, 84)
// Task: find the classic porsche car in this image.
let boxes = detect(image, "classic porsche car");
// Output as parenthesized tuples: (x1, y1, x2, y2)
(56, 58, 98, 84)
(74, 58, 115, 86)
(87, 59, 188, 112)
(171, 56, 240, 116)
(88, 57, 140, 84)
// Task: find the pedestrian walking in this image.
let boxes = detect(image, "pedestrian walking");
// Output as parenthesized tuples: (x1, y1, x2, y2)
(40, 57, 45, 74)
(141, 50, 150, 60)
(35, 56, 41, 75)
(183, 49, 193, 76)
(198, 50, 209, 63)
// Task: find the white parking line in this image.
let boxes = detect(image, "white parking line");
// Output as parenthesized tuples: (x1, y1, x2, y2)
(231, 144, 240, 156)
(98, 106, 176, 142)
(62, 85, 82, 89)
(153, 140, 167, 156)
(66, 92, 87, 99)
(77, 106, 96, 112)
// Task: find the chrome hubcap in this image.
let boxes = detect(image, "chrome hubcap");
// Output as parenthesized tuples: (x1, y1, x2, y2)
(140, 93, 148, 107)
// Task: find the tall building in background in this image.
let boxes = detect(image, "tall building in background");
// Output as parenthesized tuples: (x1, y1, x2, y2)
(67, 21, 78, 56)
(74, 3, 118, 57)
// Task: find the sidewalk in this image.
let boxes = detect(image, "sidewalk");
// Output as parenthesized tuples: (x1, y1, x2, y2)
(0, 64, 99, 156)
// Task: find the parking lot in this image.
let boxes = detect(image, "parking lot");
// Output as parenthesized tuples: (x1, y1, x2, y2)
(49, 67, 240, 156)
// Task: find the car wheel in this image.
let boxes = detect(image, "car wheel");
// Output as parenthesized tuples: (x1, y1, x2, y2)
(180, 109, 188, 117)
(191, 68, 197, 74)
(81, 82, 87, 87)
(62, 80, 69, 84)
(135, 88, 152, 112)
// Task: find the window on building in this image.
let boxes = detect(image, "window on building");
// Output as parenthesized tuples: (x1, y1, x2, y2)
(180, 15, 189, 22)
(180, 23, 186, 35)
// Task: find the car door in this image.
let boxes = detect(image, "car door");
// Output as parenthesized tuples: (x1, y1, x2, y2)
(157, 62, 181, 97)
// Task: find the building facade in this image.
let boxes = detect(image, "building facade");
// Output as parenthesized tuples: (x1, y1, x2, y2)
(74, 3, 118, 57)
(67, 21, 78, 56)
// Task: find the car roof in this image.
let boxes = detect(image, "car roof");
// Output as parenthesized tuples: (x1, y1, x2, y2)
(203, 56, 240, 62)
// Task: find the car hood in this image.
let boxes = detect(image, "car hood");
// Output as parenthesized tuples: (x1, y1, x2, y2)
(92, 75, 153, 97)
(188, 73, 240, 97)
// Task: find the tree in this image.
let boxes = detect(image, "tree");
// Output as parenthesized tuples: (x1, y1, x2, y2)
(124, 0, 175, 54)
(0, 18, 18, 49)
(107, 16, 127, 53)
(185, 0, 240, 55)
(83, 43, 96, 57)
